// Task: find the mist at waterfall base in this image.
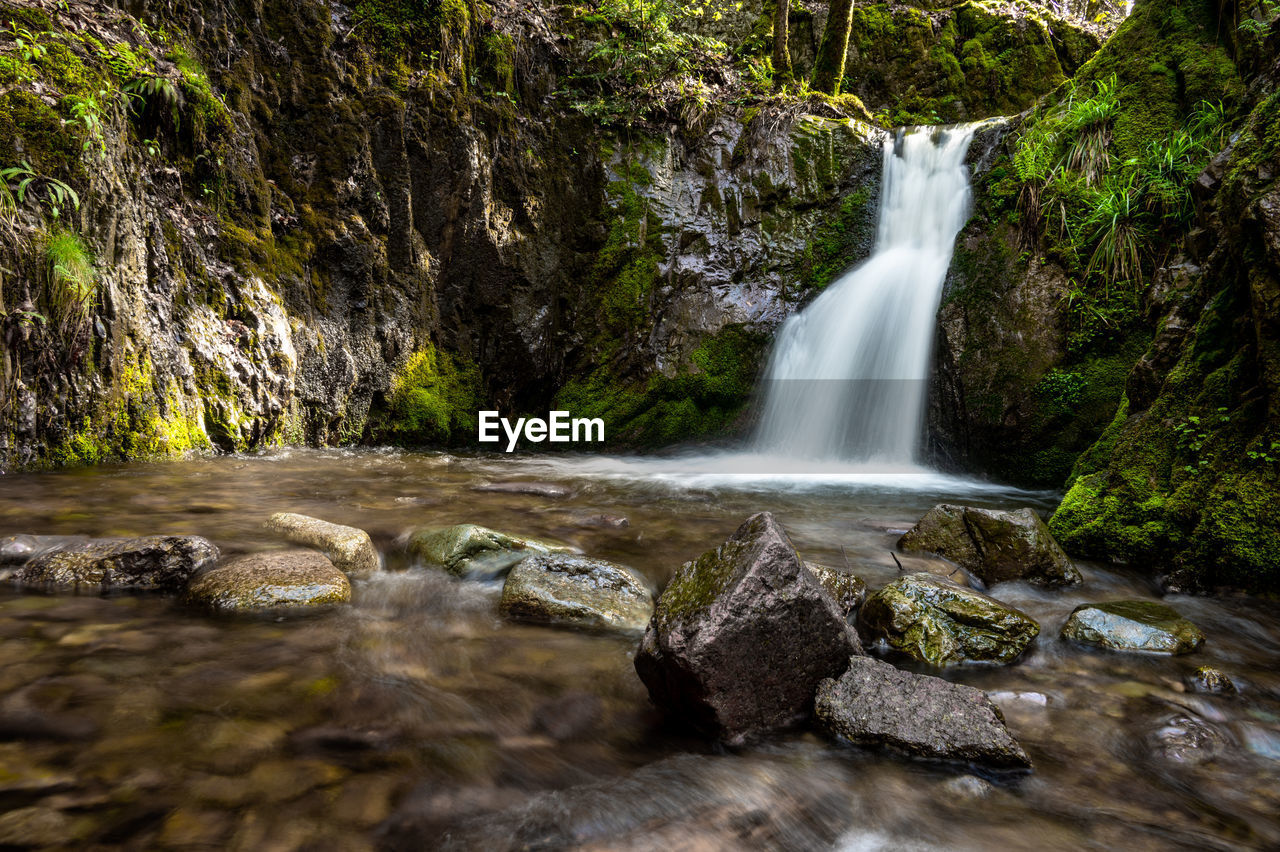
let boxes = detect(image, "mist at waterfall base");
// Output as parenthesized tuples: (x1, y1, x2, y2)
(555, 124, 1009, 495)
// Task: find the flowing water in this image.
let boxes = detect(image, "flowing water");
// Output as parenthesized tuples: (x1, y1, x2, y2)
(0, 449, 1278, 850)
(753, 125, 980, 464)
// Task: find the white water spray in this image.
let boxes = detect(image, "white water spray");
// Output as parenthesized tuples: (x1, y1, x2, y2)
(751, 124, 979, 465)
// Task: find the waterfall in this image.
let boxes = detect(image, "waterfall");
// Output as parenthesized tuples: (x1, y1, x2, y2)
(751, 124, 978, 466)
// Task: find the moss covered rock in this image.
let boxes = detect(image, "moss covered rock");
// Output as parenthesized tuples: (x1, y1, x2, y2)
(185, 550, 351, 611)
(265, 513, 379, 574)
(499, 554, 654, 632)
(634, 512, 861, 743)
(859, 573, 1040, 666)
(407, 524, 573, 579)
(805, 561, 867, 615)
(18, 535, 219, 591)
(1060, 600, 1204, 654)
(898, 504, 1081, 587)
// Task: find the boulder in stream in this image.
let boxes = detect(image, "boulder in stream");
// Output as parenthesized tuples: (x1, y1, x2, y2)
(858, 573, 1040, 666)
(1187, 665, 1236, 695)
(16, 535, 219, 591)
(898, 504, 1081, 587)
(805, 562, 867, 615)
(408, 524, 573, 579)
(185, 550, 351, 611)
(1060, 600, 1204, 654)
(633, 512, 860, 743)
(815, 655, 1032, 769)
(500, 554, 654, 632)
(265, 512, 379, 574)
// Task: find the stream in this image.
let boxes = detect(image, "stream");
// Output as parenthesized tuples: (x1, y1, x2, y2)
(1, 448, 1278, 850)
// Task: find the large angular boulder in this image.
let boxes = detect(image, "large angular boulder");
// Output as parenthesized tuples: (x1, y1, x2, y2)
(265, 513, 379, 574)
(805, 562, 867, 616)
(1060, 600, 1204, 654)
(500, 554, 654, 632)
(185, 550, 351, 611)
(898, 504, 1081, 587)
(633, 512, 860, 743)
(859, 573, 1040, 666)
(17, 536, 219, 591)
(408, 524, 573, 579)
(815, 655, 1032, 769)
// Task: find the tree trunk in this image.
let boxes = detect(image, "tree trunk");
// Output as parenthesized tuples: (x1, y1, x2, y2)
(812, 0, 855, 95)
(773, 0, 793, 86)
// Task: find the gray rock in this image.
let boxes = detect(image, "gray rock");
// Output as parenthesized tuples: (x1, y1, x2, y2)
(858, 573, 1040, 666)
(805, 562, 867, 615)
(473, 482, 573, 498)
(265, 512, 379, 574)
(185, 550, 351, 611)
(408, 524, 573, 579)
(1187, 665, 1236, 695)
(500, 554, 654, 632)
(1060, 600, 1204, 655)
(815, 655, 1032, 769)
(634, 512, 861, 743)
(898, 504, 1081, 587)
(17, 535, 219, 591)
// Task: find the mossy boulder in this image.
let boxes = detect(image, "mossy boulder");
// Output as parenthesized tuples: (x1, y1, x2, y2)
(634, 512, 861, 743)
(898, 504, 1081, 587)
(815, 655, 1032, 769)
(859, 573, 1040, 666)
(185, 550, 351, 611)
(1060, 600, 1205, 655)
(407, 524, 573, 579)
(805, 562, 867, 615)
(265, 513, 379, 574)
(1186, 665, 1236, 695)
(499, 554, 654, 632)
(17, 535, 219, 591)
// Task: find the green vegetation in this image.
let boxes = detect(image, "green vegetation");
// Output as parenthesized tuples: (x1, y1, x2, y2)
(376, 345, 483, 446)
(44, 228, 94, 344)
(555, 324, 768, 447)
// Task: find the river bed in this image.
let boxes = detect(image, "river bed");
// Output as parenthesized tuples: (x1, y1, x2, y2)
(0, 448, 1278, 850)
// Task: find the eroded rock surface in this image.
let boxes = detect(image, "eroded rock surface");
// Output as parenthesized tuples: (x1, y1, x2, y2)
(185, 550, 351, 611)
(1060, 600, 1205, 654)
(500, 554, 654, 632)
(18, 536, 219, 591)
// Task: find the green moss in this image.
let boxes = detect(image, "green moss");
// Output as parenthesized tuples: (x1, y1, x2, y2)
(555, 323, 768, 448)
(656, 540, 743, 621)
(374, 344, 483, 446)
(796, 187, 871, 291)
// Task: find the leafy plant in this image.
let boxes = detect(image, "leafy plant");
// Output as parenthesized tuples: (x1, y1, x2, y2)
(124, 73, 183, 130)
(1, 161, 80, 220)
(45, 229, 96, 348)
(8, 21, 48, 63)
(1082, 172, 1146, 288)
(62, 90, 111, 157)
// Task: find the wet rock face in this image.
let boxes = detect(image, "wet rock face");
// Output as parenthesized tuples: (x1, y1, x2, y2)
(815, 655, 1032, 769)
(633, 512, 861, 743)
(499, 555, 654, 632)
(265, 513, 379, 574)
(805, 562, 868, 616)
(185, 550, 351, 611)
(408, 524, 573, 579)
(1060, 600, 1205, 654)
(858, 573, 1040, 666)
(17, 536, 219, 591)
(898, 504, 1081, 587)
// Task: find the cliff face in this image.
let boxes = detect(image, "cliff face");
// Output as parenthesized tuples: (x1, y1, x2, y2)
(0, 0, 897, 467)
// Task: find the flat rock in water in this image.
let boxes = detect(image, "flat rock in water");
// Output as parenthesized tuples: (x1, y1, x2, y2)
(185, 550, 351, 611)
(1060, 600, 1204, 654)
(408, 524, 573, 578)
(500, 554, 654, 632)
(805, 562, 867, 615)
(265, 512, 379, 574)
(815, 655, 1032, 769)
(473, 482, 573, 498)
(898, 504, 1081, 587)
(16, 535, 219, 591)
(859, 572, 1039, 666)
(634, 512, 860, 743)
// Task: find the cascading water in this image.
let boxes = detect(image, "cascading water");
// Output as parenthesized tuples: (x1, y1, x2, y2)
(751, 124, 980, 466)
